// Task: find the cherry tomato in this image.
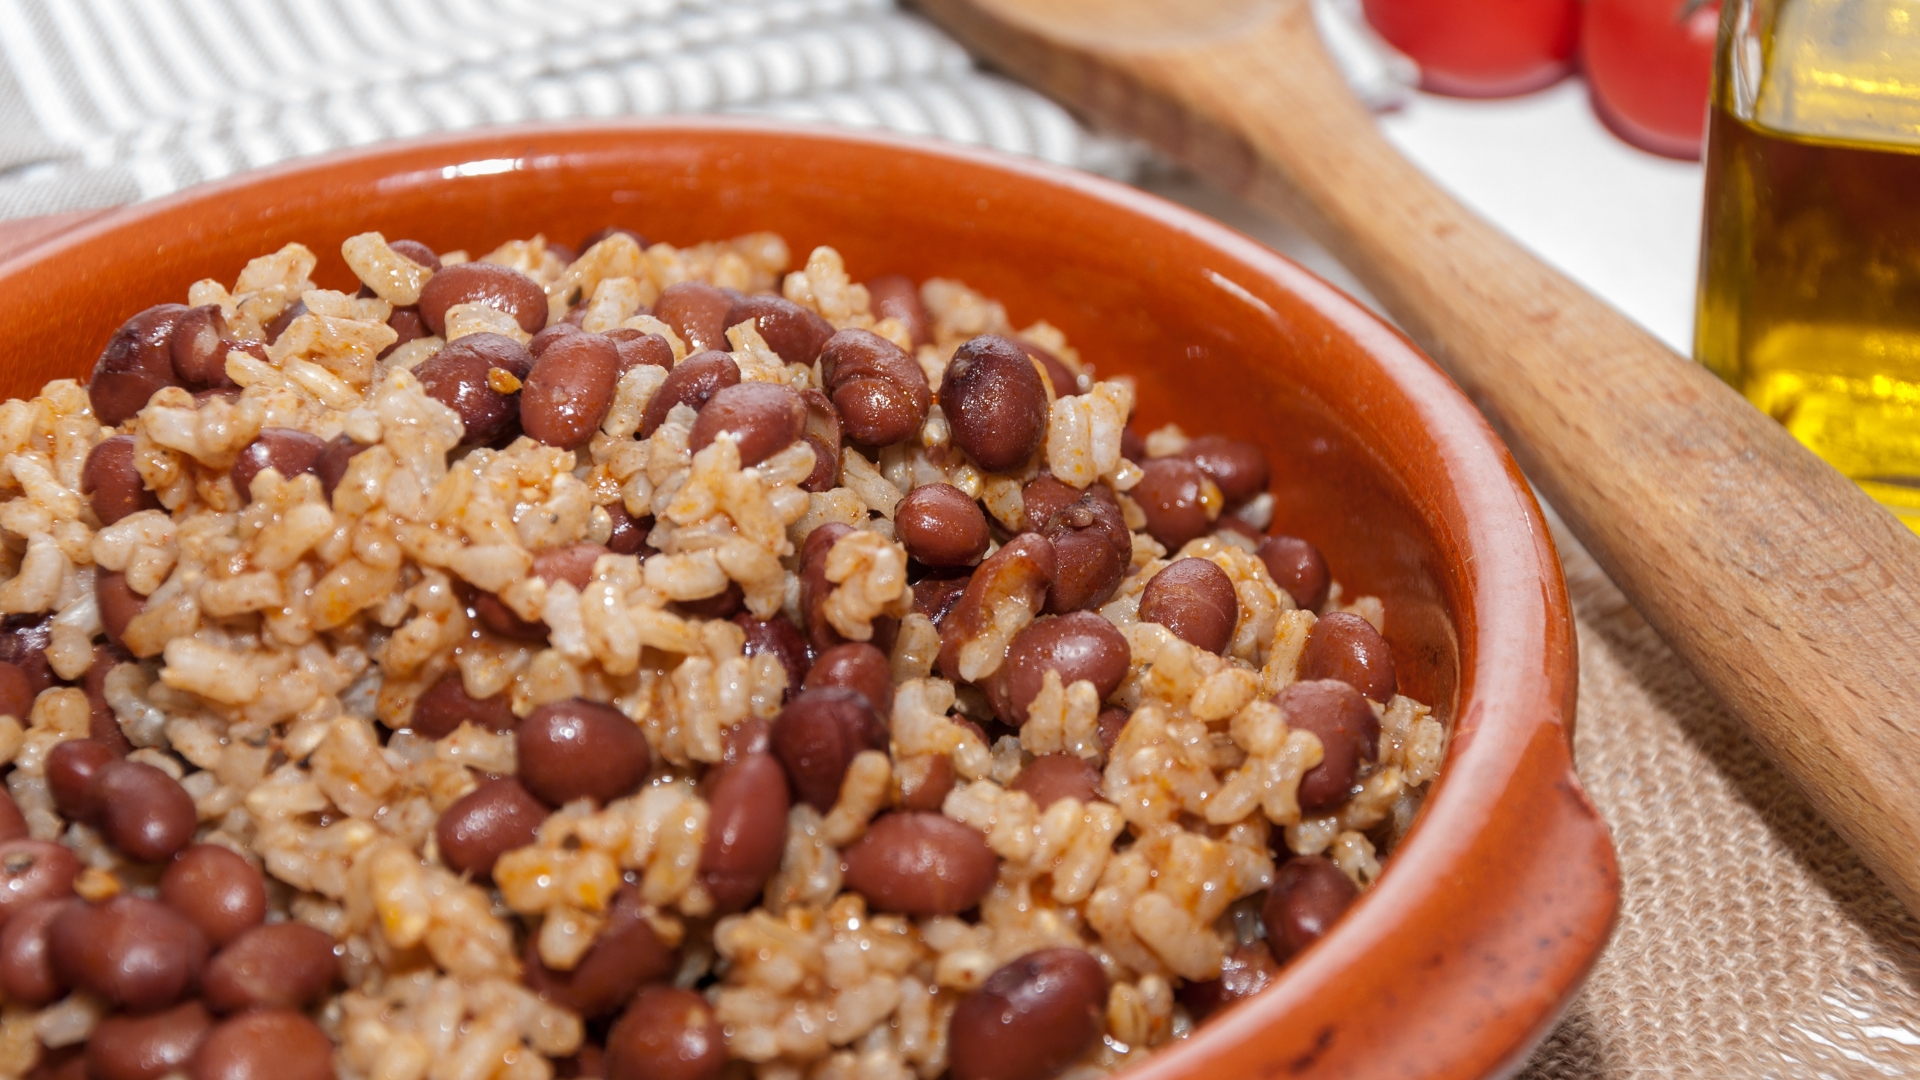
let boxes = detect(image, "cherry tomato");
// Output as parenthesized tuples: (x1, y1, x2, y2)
(1361, 0, 1581, 98)
(1583, 0, 1722, 159)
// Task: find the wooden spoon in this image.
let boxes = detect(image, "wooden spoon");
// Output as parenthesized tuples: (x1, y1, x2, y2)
(914, 0, 1920, 913)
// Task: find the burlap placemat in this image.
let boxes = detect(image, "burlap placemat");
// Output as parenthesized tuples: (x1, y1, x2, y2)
(1519, 522, 1920, 1079)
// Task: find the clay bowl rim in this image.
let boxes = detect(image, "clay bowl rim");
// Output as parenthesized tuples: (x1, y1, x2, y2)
(0, 118, 1617, 1080)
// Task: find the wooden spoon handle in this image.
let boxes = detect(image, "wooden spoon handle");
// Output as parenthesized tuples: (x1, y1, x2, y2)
(918, 0, 1920, 912)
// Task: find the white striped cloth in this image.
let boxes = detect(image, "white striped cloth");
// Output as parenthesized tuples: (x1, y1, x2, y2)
(0, 0, 1146, 220)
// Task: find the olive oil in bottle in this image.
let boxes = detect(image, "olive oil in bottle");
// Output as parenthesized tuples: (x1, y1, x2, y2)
(1696, 0, 1920, 531)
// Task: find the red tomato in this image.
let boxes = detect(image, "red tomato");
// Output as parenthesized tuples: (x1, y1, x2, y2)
(1361, 0, 1581, 98)
(1583, 0, 1722, 159)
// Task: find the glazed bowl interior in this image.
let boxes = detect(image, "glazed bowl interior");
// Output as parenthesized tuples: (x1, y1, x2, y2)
(0, 121, 1614, 1080)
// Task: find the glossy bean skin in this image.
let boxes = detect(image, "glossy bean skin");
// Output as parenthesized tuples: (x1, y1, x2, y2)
(940, 335, 1049, 472)
(389, 238, 442, 271)
(605, 328, 676, 374)
(896, 753, 956, 812)
(935, 533, 1056, 684)
(798, 522, 856, 653)
(841, 812, 995, 916)
(819, 328, 932, 446)
(381, 307, 429, 359)
(88, 1000, 212, 1080)
(524, 885, 677, 1018)
(411, 672, 517, 738)
(638, 351, 742, 438)
(699, 753, 791, 913)
(530, 322, 584, 357)
(688, 381, 806, 466)
(799, 388, 842, 492)
(947, 948, 1107, 1080)
(47, 737, 117, 822)
(0, 787, 25, 842)
(92, 759, 198, 862)
(472, 588, 546, 642)
(0, 899, 74, 1006)
(518, 699, 651, 806)
(894, 484, 990, 568)
(913, 573, 970, 629)
(1131, 457, 1212, 550)
(435, 778, 549, 878)
(1020, 474, 1079, 532)
(726, 294, 835, 366)
(607, 985, 728, 1080)
(864, 274, 931, 347)
(1257, 535, 1331, 612)
(417, 261, 548, 336)
(802, 642, 893, 718)
(0, 662, 29, 727)
(1097, 708, 1132, 755)
(1010, 754, 1102, 809)
(1180, 435, 1270, 508)
(314, 434, 367, 500)
(534, 542, 611, 591)
(733, 614, 810, 703)
(1138, 558, 1239, 656)
(605, 502, 654, 557)
(263, 300, 307, 344)
(49, 895, 207, 1012)
(90, 305, 188, 426)
(159, 845, 267, 948)
(678, 582, 744, 621)
(168, 305, 238, 388)
(229, 427, 324, 503)
(0, 615, 55, 696)
(997, 613, 1129, 726)
(771, 688, 889, 812)
(97, 572, 146, 652)
(189, 1009, 335, 1080)
(0, 840, 80, 926)
(654, 282, 736, 354)
(1264, 855, 1359, 963)
(1274, 679, 1380, 813)
(522, 331, 621, 449)
(415, 332, 535, 447)
(1038, 493, 1130, 613)
(85, 647, 137, 758)
(201, 921, 339, 1013)
(84, 436, 162, 526)
(1177, 941, 1281, 1021)
(1298, 611, 1398, 702)
(1019, 339, 1081, 397)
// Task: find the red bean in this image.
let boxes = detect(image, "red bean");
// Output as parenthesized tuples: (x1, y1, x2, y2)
(605, 328, 676, 374)
(518, 699, 651, 806)
(230, 428, 325, 503)
(803, 642, 893, 718)
(97, 572, 146, 652)
(1258, 535, 1331, 611)
(47, 737, 116, 822)
(412, 672, 516, 738)
(0, 840, 79, 927)
(1097, 707, 1130, 754)
(1011, 754, 1102, 808)
(88, 1000, 212, 1080)
(1275, 679, 1379, 813)
(0, 661, 30, 726)
(436, 777, 548, 877)
(1132, 457, 1211, 550)
(1020, 474, 1079, 534)
(771, 687, 888, 812)
(522, 330, 621, 449)
(389, 239, 442, 271)
(1180, 435, 1270, 508)
(1264, 855, 1358, 963)
(0, 899, 74, 1006)
(1038, 493, 1130, 613)
(91, 759, 198, 862)
(864, 274, 930, 348)
(653, 282, 736, 354)
(188, 1008, 334, 1080)
(638, 351, 742, 438)
(726, 295, 835, 366)
(948, 948, 1106, 1080)
(820, 329, 932, 446)
(896, 753, 955, 812)
(554, 1044, 607, 1080)
(606, 502, 654, 557)
(688, 381, 806, 466)
(0, 616, 53, 698)
(159, 845, 266, 948)
(798, 522, 856, 654)
(1120, 425, 1146, 463)
(27, 1046, 85, 1080)
(607, 985, 727, 1080)
(263, 300, 306, 344)
(935, 533, 1057, 684)
(894, 484, 990, 569)
(1138, 558, 1238, 655)
(1299, 611, 1397, 702)
(417, 261, 548, 337)
(201, 921, 339, 1013)
(994, 612, 1130, 725)
(50, 895, 207, 1011)
(473, 589, 547, 642)
(1178, 941, 1280, 1021)
(0, 786, 25, 843)
(799, 388, 842, 492)
(90, 305, 188, 426)
(167, 305, 237, 389)
(84, 435, 161, 526)
(913, 573, 971, 629)
(940, 335, 1049, 472)
(733, 614, 810, 703)
(416, 332, 535, 447)
(700, 752, 790, 913)
(530, 322, 584, 357)
(83, 648, 133, 756)
(1019, 339, 1080, 397)
(534, 542, 611, 591)
(523, 885, 677, 1018)
(381, 307, 429, 359)
(677, 582, 744, 621)
(841, 812, 995, 915)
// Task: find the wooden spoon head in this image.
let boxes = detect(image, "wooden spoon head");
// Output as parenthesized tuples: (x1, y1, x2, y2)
(939, 0, 1284, 50)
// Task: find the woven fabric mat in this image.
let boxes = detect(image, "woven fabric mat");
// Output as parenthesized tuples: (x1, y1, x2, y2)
(1519, 520, 1920, 1079)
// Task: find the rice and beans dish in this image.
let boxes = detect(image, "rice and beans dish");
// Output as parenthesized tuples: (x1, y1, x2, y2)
(0, 226, 1446, 1080)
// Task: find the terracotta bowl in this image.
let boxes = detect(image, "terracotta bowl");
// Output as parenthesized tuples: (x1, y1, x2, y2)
(0, 121, 1616, 1080)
